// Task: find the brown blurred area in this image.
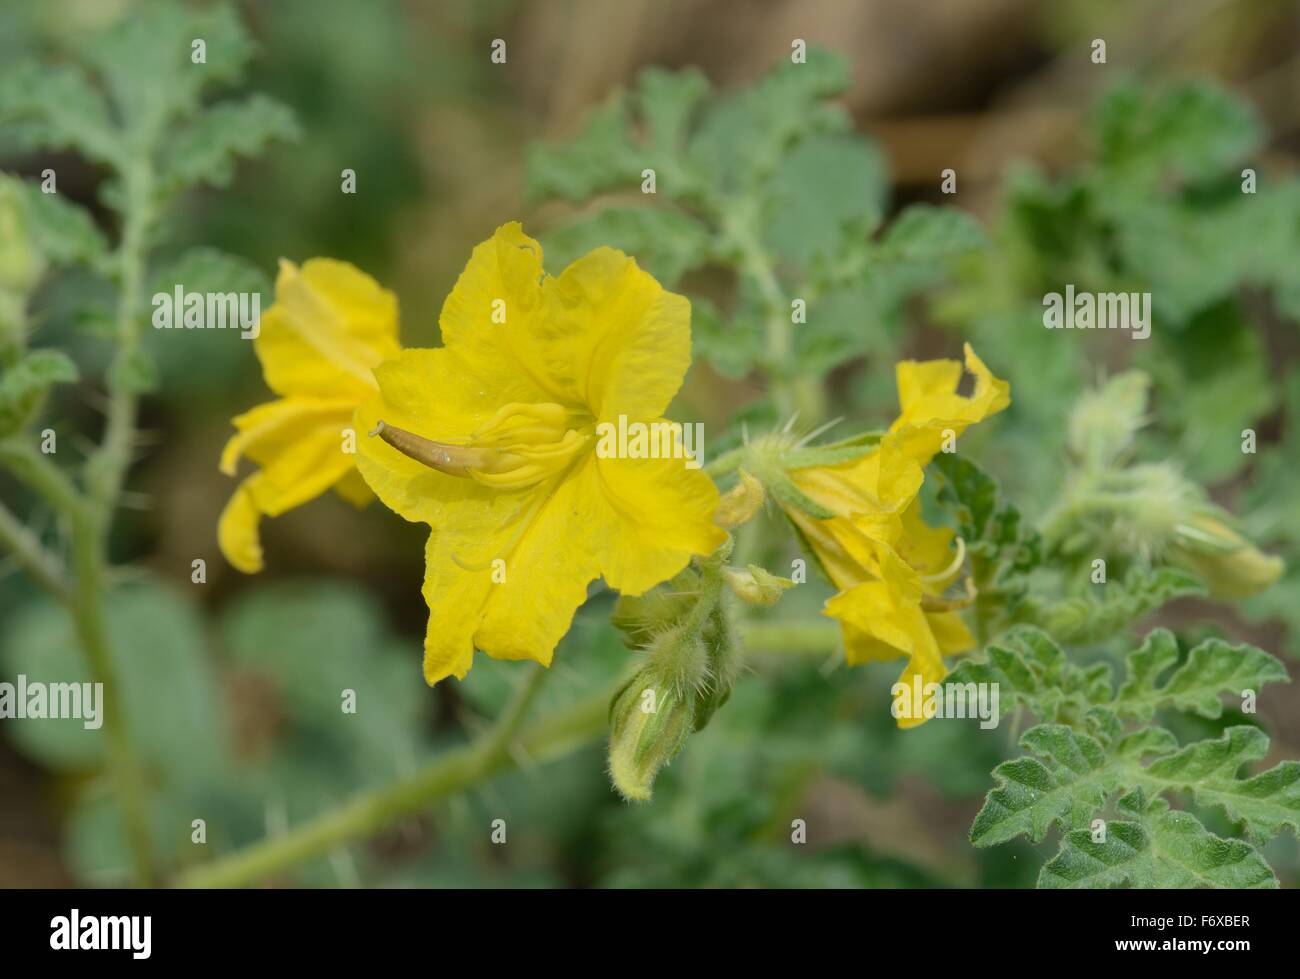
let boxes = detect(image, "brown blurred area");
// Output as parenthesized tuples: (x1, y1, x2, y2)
(396, 0, 1299, 298)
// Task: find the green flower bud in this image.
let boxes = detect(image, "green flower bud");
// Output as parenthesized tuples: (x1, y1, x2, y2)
(723, 563, 794, 607)
(0, 178, 45, 298)
(608, 671, 695, 802)
(610, 568, 698, 649)
(606, 549, 745, 801)
(1067, 370, 1150, 471)
(1169, 512, 1283, 599)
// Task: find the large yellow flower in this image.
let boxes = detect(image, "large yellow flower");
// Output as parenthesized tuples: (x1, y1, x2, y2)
(786, 344, 1009, 726)
(354, 222, 726, 685)
(218, 259, 401, 573)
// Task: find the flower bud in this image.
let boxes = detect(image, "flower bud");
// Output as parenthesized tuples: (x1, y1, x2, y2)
(1169, 512, 1283, 599)
(608, 671, 695, 802)
(714, 468, 764, 527)
(0, 179, 45, 298)
(723, 563, 794, 607)
(610, 568, 699, 649)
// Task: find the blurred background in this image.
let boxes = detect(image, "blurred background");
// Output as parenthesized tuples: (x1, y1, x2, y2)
(1, 0, 1298, 887)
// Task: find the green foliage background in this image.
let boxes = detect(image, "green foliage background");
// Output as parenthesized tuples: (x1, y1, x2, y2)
(1, 0, 1298, 888)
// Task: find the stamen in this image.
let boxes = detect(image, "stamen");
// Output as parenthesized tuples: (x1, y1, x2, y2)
(370, 420, 497, 477)
(919, 536, 967, 585)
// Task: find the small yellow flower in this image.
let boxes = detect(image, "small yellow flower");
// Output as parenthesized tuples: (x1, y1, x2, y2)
(218, 259, 401, 573)
(786, 344, 1009, 726)
(354, 223, 726, 685)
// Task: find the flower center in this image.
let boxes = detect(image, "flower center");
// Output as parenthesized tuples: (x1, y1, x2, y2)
(370, 402, 589, 491)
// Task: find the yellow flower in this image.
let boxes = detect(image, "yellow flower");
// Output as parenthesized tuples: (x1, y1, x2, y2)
(218, 259, 401, 573)
(786, 344, 1009, 726)
(354, 222, 726, 685)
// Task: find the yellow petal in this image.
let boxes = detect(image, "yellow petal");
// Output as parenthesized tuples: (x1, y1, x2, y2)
(418, 458, 603, 683)
(221, 397, 356, 474)
(411, 448, 723, 683)
(893, 650, 950, 730)
(827, 577, 933, 667)
(221, 398, 357, 515)
(437, 224, 693, 421)
(898, 500, 963, 593)
(888, 344, 1010, 465)
(436, 223, 565, 406)
(548, 246, 691, 420)
(895, 358, 964, 417)
(333, 467, 375, 508)
(255, 258, 400, 402)
(926, 610, 975, 655)
(587, 449, 727, 595)
(218, 475, 266, 574)
(825, 542, 946, 676)
(786, 509, 870, 591)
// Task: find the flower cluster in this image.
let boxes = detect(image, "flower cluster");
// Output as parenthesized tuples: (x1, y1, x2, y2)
(218, 231, 1013, 738)
(780, 345, 1009, 726)
(220, 223, 724, 684)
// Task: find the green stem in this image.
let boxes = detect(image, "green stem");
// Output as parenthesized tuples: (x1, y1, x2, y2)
(703, 444, 747, 478)
(176, 668, 612, 889)
(741, 619, 842, 654)
(721, 207, 824, 424)
(0, 500, 69, 599)
(1038, 486, 1148, 552)
(69, 523, 154, 884)
(85, 159, 151, 511)
(0, 288, 26, 368)
(0, 439, 84, 518)
(681, 550, 727, 635)
(70, 158, 157, 886)
(473, 661, 552, 763)
(1, 434, 155, 884)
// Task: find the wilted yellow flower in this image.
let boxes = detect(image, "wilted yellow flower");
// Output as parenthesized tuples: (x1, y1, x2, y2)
(354, 222, 726, 685)
(786, 344, 1009, 726)
(218, 259, 401, 573)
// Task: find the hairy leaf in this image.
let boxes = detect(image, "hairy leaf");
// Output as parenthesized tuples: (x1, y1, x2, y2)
(1092, 81, 1262, 189)
(160, 94, 298, 195)
(946, 626, 1111, 725)
(11, 180, 108, 268)
(1039, 794, 1276, 889)
(1114, 630, 1287, 720)
(1034, 567, 1206, 645)
(874, 204, 986, 265)
(0, 348, 79, 432)
(1145, 726, 1300, 842)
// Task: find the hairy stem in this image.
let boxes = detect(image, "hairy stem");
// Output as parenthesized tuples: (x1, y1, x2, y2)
(69, 158, 157, 885)
(0, 499, 68, 599)
(69, 522, 154, 884)
(703, 444, 747, 478)
(741, 619, 842, 654)
(722, 207, 824, 425)
(175, 666, 611, 889)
